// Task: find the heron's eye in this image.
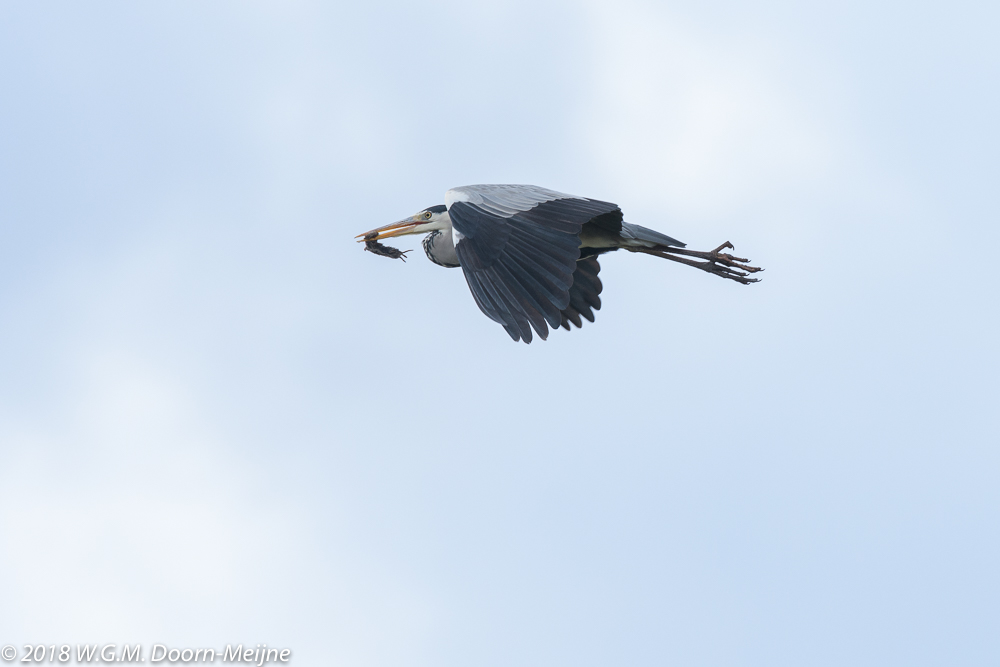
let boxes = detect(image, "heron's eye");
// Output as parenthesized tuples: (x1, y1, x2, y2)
(422, 211, 432, 220)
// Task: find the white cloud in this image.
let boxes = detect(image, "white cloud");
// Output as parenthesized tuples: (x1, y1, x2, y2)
(0, 352, 300, 637)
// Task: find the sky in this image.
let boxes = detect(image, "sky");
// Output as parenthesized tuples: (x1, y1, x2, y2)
(1, 1, 998, 665)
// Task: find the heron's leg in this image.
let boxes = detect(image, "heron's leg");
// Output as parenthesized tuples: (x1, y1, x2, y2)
(635, 242, 763, 284)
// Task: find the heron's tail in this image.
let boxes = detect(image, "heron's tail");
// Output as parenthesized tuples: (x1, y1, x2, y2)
(620, 222, 686, 248)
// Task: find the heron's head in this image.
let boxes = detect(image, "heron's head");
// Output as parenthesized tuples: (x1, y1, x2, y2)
(356, 205, 450, 242)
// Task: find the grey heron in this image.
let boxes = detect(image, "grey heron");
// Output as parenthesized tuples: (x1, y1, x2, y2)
(357, 184, 761, 343)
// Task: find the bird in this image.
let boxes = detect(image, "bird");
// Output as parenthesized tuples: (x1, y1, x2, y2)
(357, 184, 761, 343)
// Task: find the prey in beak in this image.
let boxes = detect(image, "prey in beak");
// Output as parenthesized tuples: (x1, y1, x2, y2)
(362, 231, 411, 261)
(355, 215, 424, 262)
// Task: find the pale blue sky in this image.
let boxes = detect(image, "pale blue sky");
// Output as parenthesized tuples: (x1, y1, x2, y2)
(1, 1, 998, 665)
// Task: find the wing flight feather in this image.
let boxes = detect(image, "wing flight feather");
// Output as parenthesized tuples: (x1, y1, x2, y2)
(559, 257, 604, 331)
(447, 185, 619, 342)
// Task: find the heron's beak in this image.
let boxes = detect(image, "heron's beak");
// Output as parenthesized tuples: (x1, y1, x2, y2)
(355, 216, 421, 242)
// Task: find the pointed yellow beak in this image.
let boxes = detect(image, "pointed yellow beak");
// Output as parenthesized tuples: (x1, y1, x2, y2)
(355, 216, 421, 242)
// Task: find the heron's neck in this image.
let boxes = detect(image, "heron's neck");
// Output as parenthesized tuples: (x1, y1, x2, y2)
(422, 221, 460, 268)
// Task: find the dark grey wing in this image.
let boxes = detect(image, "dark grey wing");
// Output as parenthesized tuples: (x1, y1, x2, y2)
(559, 256, 603, 330)
(446, 185, 621, 343)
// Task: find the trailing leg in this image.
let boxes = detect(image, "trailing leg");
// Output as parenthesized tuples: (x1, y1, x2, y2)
(634, 242, 762, 284)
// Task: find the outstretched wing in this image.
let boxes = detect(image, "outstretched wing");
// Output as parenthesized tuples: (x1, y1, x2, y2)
(446, 185, 620, 343)
(560, 256, 603, 330)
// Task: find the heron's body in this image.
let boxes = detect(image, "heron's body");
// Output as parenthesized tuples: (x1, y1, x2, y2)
(358, 184, 760, 343)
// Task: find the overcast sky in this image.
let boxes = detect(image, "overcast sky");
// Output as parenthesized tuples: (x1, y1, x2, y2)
(1, 1, 998, 665)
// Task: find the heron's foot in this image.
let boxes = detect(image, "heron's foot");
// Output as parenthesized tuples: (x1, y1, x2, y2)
(645, 242, 763, 284)
(687, 242, 762, 284)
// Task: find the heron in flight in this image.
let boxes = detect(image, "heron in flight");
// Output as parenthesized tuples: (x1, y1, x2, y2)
(357, 184, 761, 343)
